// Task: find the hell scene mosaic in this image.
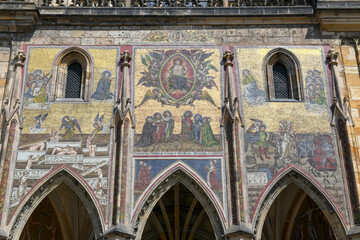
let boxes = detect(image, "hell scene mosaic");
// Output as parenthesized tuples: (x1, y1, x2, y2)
(133, 159, 223, 205)
(133, 47, 222, 153)
(235, 47, 348, 221)
(9, 46, 120, 221)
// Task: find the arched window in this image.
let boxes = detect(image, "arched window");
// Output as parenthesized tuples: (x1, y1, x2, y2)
(51, 47, 93, 101)
(264, 48, 303, 101)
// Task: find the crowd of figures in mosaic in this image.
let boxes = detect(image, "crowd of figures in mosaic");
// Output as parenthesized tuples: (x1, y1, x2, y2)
(23, 70, 51, 109)
(134, 47, 222, 153)
(305, 69, 328, 113)
(135, 110, 220, 148)
(245, 118, 337, 185)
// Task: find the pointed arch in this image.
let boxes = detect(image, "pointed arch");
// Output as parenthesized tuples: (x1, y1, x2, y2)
(50, 46, 94, 101)
(8, 166, 104, 240)
(132, 162, 225, 240)
(263, 47, 303, 101)
(252, 166, 346, 240)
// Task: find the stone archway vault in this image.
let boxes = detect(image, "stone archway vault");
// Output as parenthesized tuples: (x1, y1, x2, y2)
(8, 169, 104, 240)
(132, 165, 225, 240)
(252, 167, 347, 240)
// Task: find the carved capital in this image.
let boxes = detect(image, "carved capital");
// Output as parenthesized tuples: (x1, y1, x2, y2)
(121, 50, 131, 67)
(14, 50, 26, 68)
(327, 48, 339, 66)
(223, 50, 234, 67)
(0, 38, 12, 47)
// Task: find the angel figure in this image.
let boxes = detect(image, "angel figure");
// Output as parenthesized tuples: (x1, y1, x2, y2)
(197, 62, 218, 88)
(93, 112, 105, 133)
(184, 90, 220, 109)
(59, 116, 82, 139)
(30, 113, 48, 133)
(135, 89, 170, 108)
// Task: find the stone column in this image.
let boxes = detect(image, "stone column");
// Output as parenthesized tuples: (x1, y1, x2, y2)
(222, 51, 252, 239)
(327, 48, 341, 107)
(0, 38, 12, 153)
(0, 50, 24, 161)
(223, 50, 235, 111)
(104, 51, 133, 240)
(0, 38, 11, 109)
(120, 50, 131, 116)
(12, 50, 26, 109)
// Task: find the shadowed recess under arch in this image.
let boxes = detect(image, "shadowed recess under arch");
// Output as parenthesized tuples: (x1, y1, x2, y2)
(8, 169, 104, 240)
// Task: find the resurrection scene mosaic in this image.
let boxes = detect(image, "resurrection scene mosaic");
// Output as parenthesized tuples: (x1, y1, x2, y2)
(9, 46, 119, 220)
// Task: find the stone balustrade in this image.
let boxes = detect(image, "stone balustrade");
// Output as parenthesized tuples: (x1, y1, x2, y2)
(35, 0, 310, 7)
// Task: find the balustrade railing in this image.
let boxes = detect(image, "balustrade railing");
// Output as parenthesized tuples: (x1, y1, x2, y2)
(0, 0, 312, 8)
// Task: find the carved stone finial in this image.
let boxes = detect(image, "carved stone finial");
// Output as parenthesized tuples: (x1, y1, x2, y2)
(14, 50, 26, 68)
(223, 50, 234, 67)
(327, 48, 339, 66)
(121, 50, 131, 67)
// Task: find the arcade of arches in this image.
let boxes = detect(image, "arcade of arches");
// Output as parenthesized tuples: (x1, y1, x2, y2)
(17, 179, 341, 240)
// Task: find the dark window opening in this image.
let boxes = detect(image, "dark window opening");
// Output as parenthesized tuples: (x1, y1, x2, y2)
(273, 63, 291, 99)
(65, 62, 82, 98)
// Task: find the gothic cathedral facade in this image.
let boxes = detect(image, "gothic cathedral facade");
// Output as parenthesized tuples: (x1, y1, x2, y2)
(0, 0, 360, 239)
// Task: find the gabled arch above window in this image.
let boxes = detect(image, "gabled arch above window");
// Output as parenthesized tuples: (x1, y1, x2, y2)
(263, 48, 303, 101)
(51, 47, 93, 102)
